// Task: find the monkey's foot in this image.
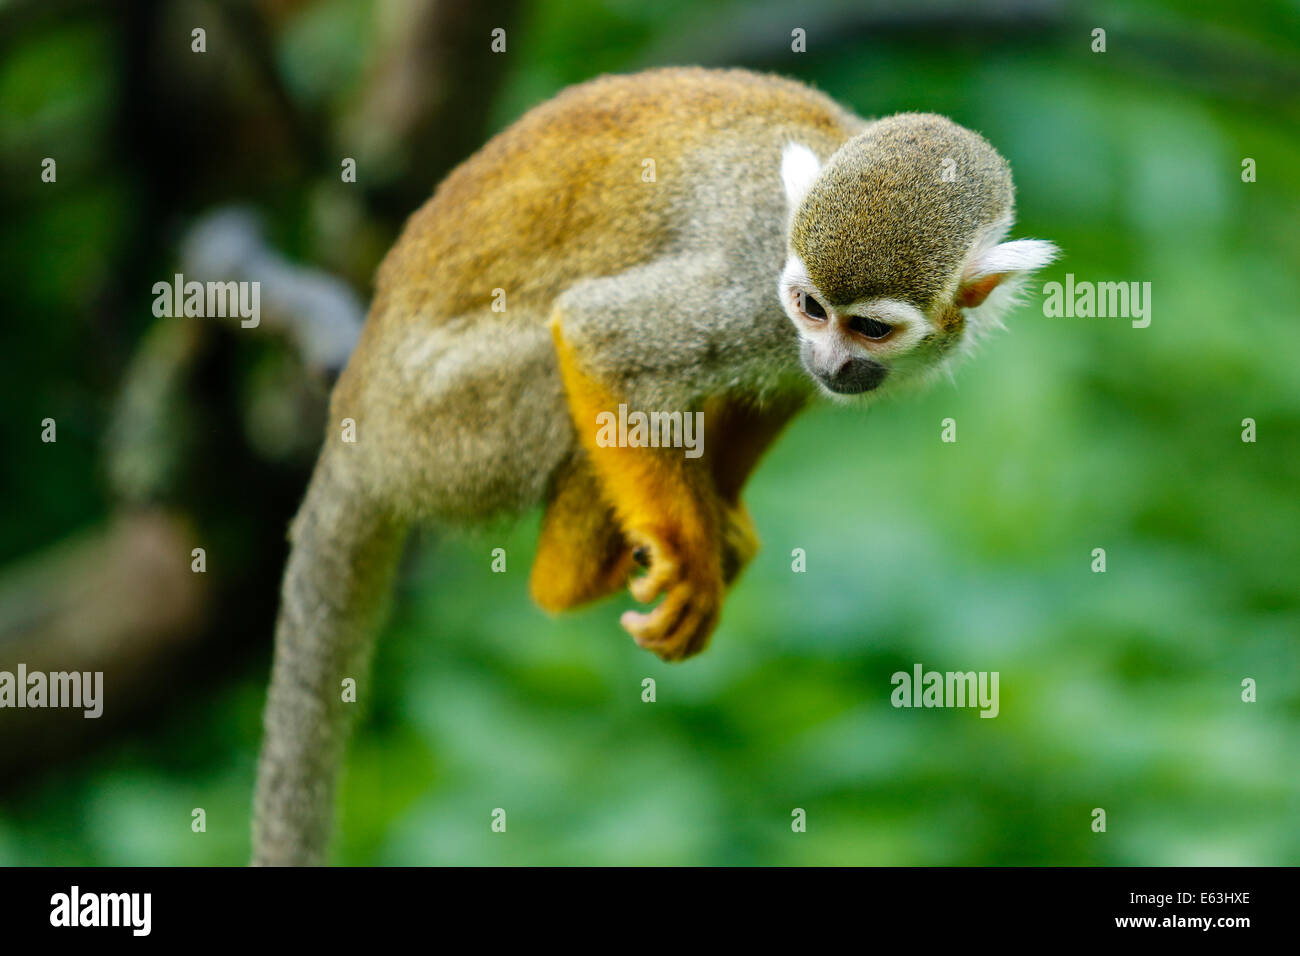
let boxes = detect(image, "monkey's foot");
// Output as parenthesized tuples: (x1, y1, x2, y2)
(622, 530, 723, 661)
(530, 536, 634, 612)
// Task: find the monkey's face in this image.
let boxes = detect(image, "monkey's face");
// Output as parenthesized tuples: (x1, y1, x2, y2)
(778, 254, 960, 399)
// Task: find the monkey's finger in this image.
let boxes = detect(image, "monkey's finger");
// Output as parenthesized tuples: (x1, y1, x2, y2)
(629, 551, 678, 604)
(629, 574, 660, 604)
(629, 581, 719, 662)
(665, 597, 719, 661)
(622, 587, 691, 650)
(624, 614, 681, 661)
(621, 598, 688, 649)
(680, 608, 716, 659)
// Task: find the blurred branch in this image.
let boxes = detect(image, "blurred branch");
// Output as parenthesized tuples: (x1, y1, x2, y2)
(0, 511, 208, 771)
(223, 0, 330, 170)
(639, 0, 1300, 111)
(641, 0, 1068, 64)
(179, 208, 365, 374)
(344, 0, 523, 224)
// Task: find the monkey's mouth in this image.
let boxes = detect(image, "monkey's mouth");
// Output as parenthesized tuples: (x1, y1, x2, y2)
(812, 359, 889, 395)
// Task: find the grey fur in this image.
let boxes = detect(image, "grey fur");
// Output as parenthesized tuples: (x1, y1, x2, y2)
(252, 449, 404, 865)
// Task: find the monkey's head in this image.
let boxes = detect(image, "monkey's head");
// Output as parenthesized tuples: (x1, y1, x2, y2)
(778, 113, 1057, 400)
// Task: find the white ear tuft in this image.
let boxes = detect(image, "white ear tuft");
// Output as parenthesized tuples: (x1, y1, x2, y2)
(781, 143, 822, 209)
(958, 239, 1059, 309)
(965, 238, 1059, 279)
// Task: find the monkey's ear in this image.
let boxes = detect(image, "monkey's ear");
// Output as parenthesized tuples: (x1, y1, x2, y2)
(781, 143, 822, 210)
(958, 239, 1059, 308)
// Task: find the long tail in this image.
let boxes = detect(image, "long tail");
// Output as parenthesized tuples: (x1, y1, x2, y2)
(252, 448, 406, 865)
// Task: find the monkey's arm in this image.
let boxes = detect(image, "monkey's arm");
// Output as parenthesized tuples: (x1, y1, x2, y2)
(541, 254, 796, 659)
(550, 320, 723, 660)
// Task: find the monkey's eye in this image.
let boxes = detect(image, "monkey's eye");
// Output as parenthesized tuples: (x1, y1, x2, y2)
(849, 316, 894, 340)
(801, 294, 827, 320)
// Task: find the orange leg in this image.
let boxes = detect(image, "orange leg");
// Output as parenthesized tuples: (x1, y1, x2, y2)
(550, 323, 724, 661)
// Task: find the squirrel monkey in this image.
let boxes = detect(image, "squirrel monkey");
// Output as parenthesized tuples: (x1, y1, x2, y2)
(253, 67, 1057, 864)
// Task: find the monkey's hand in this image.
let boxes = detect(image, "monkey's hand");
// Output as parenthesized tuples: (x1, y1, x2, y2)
(623, 523, 724, 661)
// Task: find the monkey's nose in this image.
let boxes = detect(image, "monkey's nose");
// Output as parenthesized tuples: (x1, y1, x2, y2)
(826, 358, 888, 394)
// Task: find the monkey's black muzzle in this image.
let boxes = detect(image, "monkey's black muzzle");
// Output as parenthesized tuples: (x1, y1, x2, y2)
(818, 357, 889, 395)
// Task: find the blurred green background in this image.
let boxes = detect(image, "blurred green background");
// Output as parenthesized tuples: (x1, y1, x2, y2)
(1, 0, 1297, 865)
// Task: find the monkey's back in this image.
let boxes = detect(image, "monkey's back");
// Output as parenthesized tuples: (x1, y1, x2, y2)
(369, 67, 863, 327)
